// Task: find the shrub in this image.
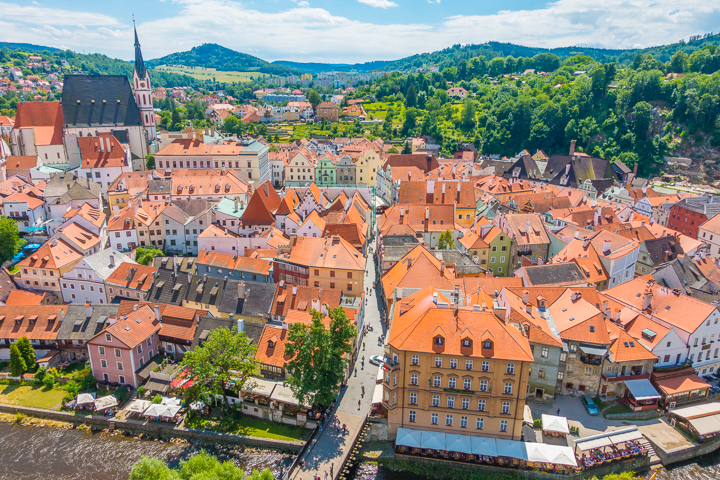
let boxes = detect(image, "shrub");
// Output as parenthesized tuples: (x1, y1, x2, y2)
(34, 366, 47, 384)
(42, 373, 56, 387)
(137, 386, 147, 399)
(63, 380, 81, 397)
(13, 412, 24, 424)
(533, 418, 542, 428)
(9, 343, 26, 377)
(152, 394, 162, 404)
(115, 386, 130, 402)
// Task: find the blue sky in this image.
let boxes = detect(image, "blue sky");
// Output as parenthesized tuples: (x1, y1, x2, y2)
(1, 0, 719, 64)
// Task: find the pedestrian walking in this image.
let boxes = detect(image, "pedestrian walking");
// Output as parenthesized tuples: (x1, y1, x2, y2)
(358, 399, 361, 409)
(331, 463, 334, 477)
(363, 342, 365, 351)
(319, 424, 323, 432)
(325, 471, 328, 480)
(557, 408, 560, 416)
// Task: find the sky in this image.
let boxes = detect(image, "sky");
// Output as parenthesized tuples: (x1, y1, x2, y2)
(1, 0, 719, 64)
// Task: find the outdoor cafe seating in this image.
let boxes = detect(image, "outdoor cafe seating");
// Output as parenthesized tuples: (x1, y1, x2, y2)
(574, 428, 648, 469)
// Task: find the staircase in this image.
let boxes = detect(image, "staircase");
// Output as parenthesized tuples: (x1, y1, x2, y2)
(639, 438, 660, 465)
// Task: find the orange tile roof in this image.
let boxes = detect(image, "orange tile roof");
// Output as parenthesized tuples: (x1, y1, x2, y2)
(379, 204, 455, 235)
(6, 156, 38, 171)
(301, 209, 326, 232)
(389, 287, 533, 360)
(546, 289, 612, 344)
(57, 222, 101, 251)
(104, 262, 158, 292)
(4, 191, 44, 209)
(323, 223, 365, 250)
(4, 289, 47, 306)
(382, 245, 456, 300)
(156, 138, 253, 156)
(0, 305, 65, 341)
(14, 101, 63, 145)
(554, 240, 609, 285)
(77, 135, 128, 168)
(97, 305, 160, 349)
(606, 321, 657, 362)
(17, 239, 82, 270)
(653, 370, 710, 395)
(276, 189, 300, 216)
(255, 324, 293, 367)
(285, 236, 365, 271)
(198, 249, 272, 275)
(269, 282, 342, 318)
(502, 214, 550, 246)
(63, 202, 106, 228)
(242, 181, 281, 225)
(625, 316, 672, 351)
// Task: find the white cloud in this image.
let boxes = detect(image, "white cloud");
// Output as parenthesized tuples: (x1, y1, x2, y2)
(298, 1, 310, 6)
(0, 0, 718, 64)
(357, 0, 398, 8)
(427, 0, 440, 3)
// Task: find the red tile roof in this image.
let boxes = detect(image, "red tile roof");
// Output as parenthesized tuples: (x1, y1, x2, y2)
(77, 135, 127, 169)
(198, 249, 272, 275)
(0, 305, 65, 341)
(104, 262, 158, 292)
(254, 324, 293, 367)
(96, 305, 160, 349)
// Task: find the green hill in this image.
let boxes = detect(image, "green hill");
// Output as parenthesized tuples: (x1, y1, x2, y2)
(0, 42, 61, 53)
(272, 60, 392, 73)
(146, 43, 299, 76)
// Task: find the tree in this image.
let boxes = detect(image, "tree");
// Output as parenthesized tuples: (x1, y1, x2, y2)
(461, 99, 477, 130)
(284, 307, 356, 408)
(402, 141, 412, 154)
(130, 451, 274, 480)
(308, 90, 322, 113)
(135, 247, 163, 266)
(15, 337, 35, 370)
(145, 154, 155, 170)
(180, 326, 258, 409)
(405, 84, 417, 108)
(9, 343, 26, 377)
(0, 216, 20, 264)
(129, 457, 176, 480)
(669, 51, 688, 73)
(438, 229, 455, 250)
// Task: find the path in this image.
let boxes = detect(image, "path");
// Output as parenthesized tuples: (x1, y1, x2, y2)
(291, 235, 386, 480)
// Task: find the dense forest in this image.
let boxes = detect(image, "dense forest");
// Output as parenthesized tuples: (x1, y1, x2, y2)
(146, 43, 299, 76)
(345, 44, 720, 176)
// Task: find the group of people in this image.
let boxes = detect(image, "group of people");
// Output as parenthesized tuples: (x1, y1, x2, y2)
(580, 441, 647, 468)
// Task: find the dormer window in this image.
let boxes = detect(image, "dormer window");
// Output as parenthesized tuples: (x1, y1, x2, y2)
(462, 338, 472, 348)
(482, 340, 493, 349)
(434, 336, 444, 345)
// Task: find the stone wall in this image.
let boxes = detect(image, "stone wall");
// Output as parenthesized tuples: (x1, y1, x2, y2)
(0, 404, 303, 452)
(650, 430, 720, 466)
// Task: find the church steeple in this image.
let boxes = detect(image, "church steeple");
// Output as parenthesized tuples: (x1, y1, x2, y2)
(133, 19, 147, 78)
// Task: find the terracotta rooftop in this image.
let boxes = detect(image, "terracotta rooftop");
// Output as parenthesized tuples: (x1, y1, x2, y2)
(254, 324, 294, 368)
(0, 305, 65, 341)
(198, 249, 272, 275)
(17, 239, 82, 270)
(104, 262, 158, 292)
(95, 305, 160, 349)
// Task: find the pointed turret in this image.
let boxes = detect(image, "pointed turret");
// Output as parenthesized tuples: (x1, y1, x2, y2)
(131, 18, 156, 140)
(133, 21, 147, 79)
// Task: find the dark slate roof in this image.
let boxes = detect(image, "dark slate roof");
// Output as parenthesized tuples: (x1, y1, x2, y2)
(44, 172, 101, 200)
(644, 237, 683, 267)
(191, 315, 264, 348)
(234, 282, 275, 318)
(524, 262, 588, 286)
(57, 304, 119, 342)
(431, 248, 484, 276)
(503, 155, 542, 180)
(145, 269, 192, 306)
(61, 75, 142, 127)
(674, 196, 720, 217)
(479, 158, 515, 176)
(381, 234, 419, 247)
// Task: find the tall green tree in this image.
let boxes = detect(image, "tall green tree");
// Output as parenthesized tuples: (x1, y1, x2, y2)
(15, 337, 35, 370)
(405, 84, 417, 108)
(284, 307, 356, 408)
(9, 343, 26, 377)
(308, 90, 322, 113)
(130, 451, 274, 480)
(135, 247, 163, 266)
(0, 216, 20, 264)
(180, 326, 258, 409)
(438, 230, 455, 250)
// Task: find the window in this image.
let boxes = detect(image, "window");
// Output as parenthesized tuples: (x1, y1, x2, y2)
(557, 371, 564, 380)
(461, 398, 470, 410)
(411, 355, 419, 366)
(392, 393, 396, 405)
(570, 344, 578, 353)
(393, 374, 396, 386)
(98, 346, 105, 355)
(432, 395, 440, 407)
(446, 414, 453, 427)
(504, 383, 513, 394)
(480, 380, 488, 392)
(477, 418, 484, 430)
(538, 369, 546, 380)
(448, 377, 456, 389)
(100, 359, 107, 368)
(465, 360, 473, 371)
(664, 355, 671, 363)
(541, 347, 549, 358)
(409, 393, 417, 405)
(447, 397, 455, 408)
(433, 376, 441, 387)
(409, 410, 416, 422)
(435, 357, 442, 367)
(147, 338, 152, 347)
(500, 420, 508, 432)
(460, 416, 468, 428)
(114, 348, 121, 357)
(330, 283, 335, 289)
(482, 361, 489, 372)
(450, 358, 458, 369)
(431, 413, 439, 425)
(136, 344, 143, 355)
(560, 352, 567, 362)
(410, 374, 418, 386)
(116, 362, 124, 371)
(478, 399, 486, 411)
(105, 334, 112, 342)
(506, 364, 515, 374)
(464, 379, 472, 390)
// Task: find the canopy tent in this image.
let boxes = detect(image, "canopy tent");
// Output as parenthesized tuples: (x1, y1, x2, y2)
(420, 431, 446, 450)
(241, 377, 277, 397)
(689, 415, 720, 436)
(624, 379, 661, 401)
(160, 397, 182, 407)
(525, 443, 577, 467)
(372, 384, 383, 404)
(190, 400, 206, 411)
(270, 383, 307, 407)
(578, 344, 608, 356)
(471, 437, 498, 457)
(94, 395, 118, 411)
(496, 439, 527, 460)
(541, 414, 570, 434)
(143, 403, 182, 418)
(75, 393, 96, 406)
(608, 430, 644, 444)
(376, 365, 384, 383)
(125, 399, 152, 414)
(575, 437, 613, 451)
(396, 428, 423, 448)
(446, 434, 473, 454)
(574, 427, 642, 452)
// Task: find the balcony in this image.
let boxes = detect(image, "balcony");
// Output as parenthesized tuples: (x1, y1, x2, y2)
(580, 355, 602, 366)
(602, 371, 650, 382)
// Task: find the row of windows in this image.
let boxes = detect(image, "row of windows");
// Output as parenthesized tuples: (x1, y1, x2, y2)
(407, 374, 514, 394)
(62, 283, 103, 294)
(407, 411, 508, 432)
(410, 357, 516, 374)
(24, 280, 55, 288)
(22, 269, 54, 276)
(157, 160, 253, 169)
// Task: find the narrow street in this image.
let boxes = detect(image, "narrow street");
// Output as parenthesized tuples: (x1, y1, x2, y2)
(292, 235, 385, 480)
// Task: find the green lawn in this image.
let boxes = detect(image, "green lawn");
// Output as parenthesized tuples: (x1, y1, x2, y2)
(186, 412, 309, 442)
(603, 403, 632, 417)
(0, 384, 67, 410)
(593, 396, 609, 411)
(6, 266, 18, 274)
(154, 65, 269, 83)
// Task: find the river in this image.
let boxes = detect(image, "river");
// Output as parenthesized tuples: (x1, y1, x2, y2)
(1, 422, 719, 480)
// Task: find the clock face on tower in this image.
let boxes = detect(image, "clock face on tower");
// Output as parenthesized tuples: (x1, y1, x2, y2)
(140, 82, 146, 88)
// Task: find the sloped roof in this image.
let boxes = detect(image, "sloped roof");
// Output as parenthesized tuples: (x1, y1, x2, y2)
(14, 101, 63, 145)
(255, 324, 293, 367)
(522, 263, 588, 287)
(95, 306, 159, 349)
(0, 305, 65, 341)
(61, 75, 141, 127)
(285, 236, 365, 271)
(606, 321, 657, 363)
(78, 135, 127, 169)
(17, 239, 82, 270)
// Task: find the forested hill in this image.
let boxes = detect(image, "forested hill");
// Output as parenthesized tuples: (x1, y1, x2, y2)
(146, 44, 300, 76)
(0, 42, 61, 53)
(272, 60, 392, 73)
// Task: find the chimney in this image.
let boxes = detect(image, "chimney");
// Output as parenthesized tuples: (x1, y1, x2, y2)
(603, 239, 611, 255)
(133, 304, 139, 311)
(602, 301, 609, 318)
(432, 291, 438, 304)
(522, 290, 529, 304)
(642, 185, 647, 194)
(234, 197, 239, 212)
(399, 208, 404, 225)
(237, 318, 244, 333)
(525, 303, 532, 314)
(407, 258, 412, 269)
(454, 284, 460, 304)
(154, 305, 162, 323)
(583, 238, 590, 249)
(613, 309, 621, 322)
(569, 140, 576, 156)
(424, 207, 429, 232)
(238, 282, 246, 299)
(109, 254, 115, 268)
(525, 219, 531, 235)
(85, 304, 93, 318)
(440, 261, 446, 276)
(574, 230, 580, 239)
(112, 205, 119, 215)
(643, 286, 653, 311)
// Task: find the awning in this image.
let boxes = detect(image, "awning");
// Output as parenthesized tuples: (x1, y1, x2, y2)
(76, 393, 96, 405)
(575, 437, 613, 451)
(495, 439, 527, 460)
(624, 379, 661, 401)
(161, 397, 182, 407)
(446, 434, 472, 454)
(396, 428, 423, 448)
(242, 377, 278, 397)
(94, 395, 118, 411)
(541, 414, 569, 434)
(689, 415, 720, 436)
(420, 431, 446, 450)
(471, 437, 498, 457)
(608, 430, 644, 444)
(376, 365, 384, 383)
(143, 403, 182, 418)
(271, 383, 308, 407)
(525, 443, 553, 463)
(579, 344, 608, 356)
(125, 399, 152, 414)
(372, 384, 383, 404)
(546, 445, 578, 467)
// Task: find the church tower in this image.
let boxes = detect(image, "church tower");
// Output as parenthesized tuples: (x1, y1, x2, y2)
(132, 20, 156, 140)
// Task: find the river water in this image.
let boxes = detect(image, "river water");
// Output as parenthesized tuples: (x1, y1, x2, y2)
(1, 422, 718, 480)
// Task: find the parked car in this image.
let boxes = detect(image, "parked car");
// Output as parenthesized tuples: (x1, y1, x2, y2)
(581, 395, 599, 415)
(369, 355, 384, 366)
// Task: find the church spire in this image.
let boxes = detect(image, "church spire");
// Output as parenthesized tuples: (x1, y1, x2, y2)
(133, 18, 147, 78)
